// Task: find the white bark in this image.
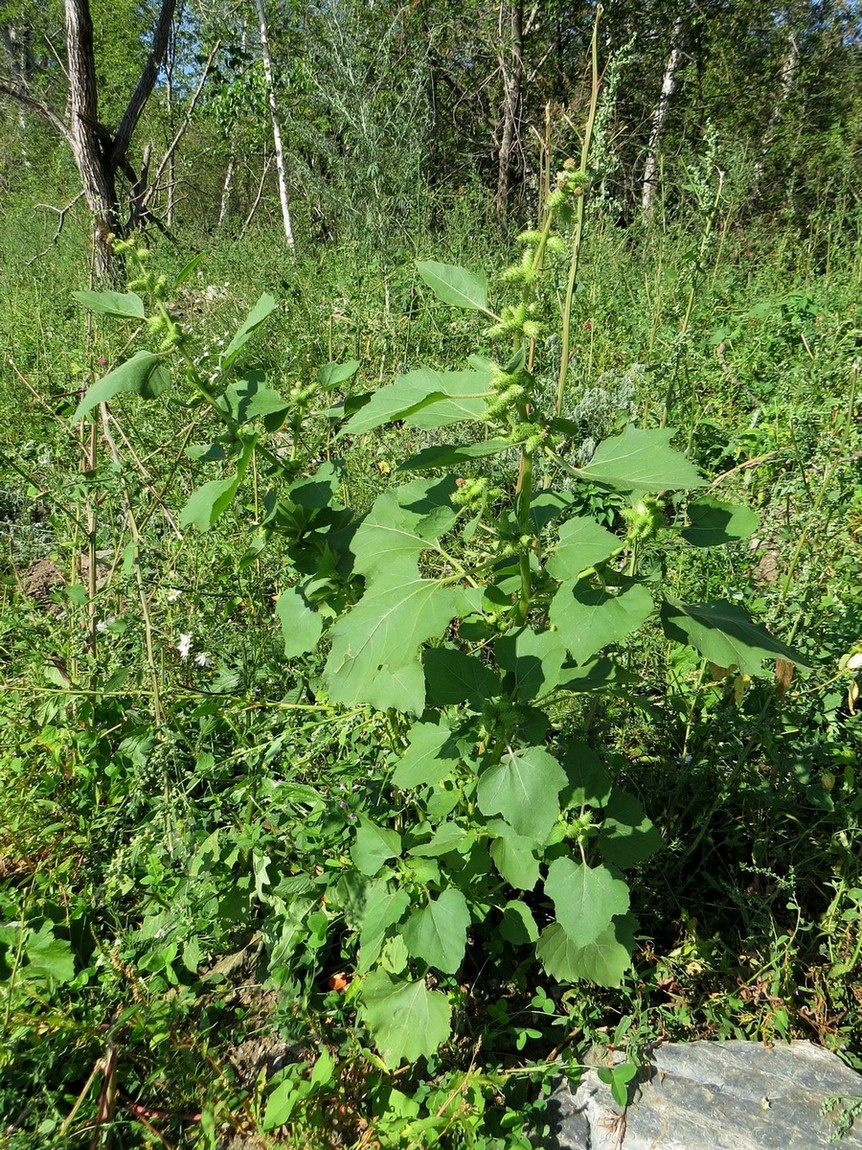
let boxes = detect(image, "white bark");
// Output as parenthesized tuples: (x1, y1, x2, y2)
(254, 0, 295, 254)
(642, 16, 685, 224)
(753, 29, 800, 188)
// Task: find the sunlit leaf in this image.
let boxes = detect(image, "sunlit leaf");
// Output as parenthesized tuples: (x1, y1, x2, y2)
(550, 580, 653, 664)
(544, 858, 629, 947)
(72, 289, 145, 319)
(578, 426, 704, 491)
(477, 746, 566, 844)
(416, 260, 489, 312)
(361, 971, 452, 1066)
(73, 350, 169, 422)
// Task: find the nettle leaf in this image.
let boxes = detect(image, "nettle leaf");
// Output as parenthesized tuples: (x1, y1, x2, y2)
(546, 516, 620, 580)
(424, 648, 502, 707)
(323, 571, 460, 713)
(402, 888, 470, 973)
(682, 496, 759, 547)
(487, 821, 540, 891)
(578, 427, 704, 491)
(351, 482, 456, 577)
(351, 819, 402, 876)
(74, 350, 170, 422)
(416, 260, 490, 313)
(495, 628, 568, 701)
(660, 599, 811, 677)
(598, 790, 663, 867)
(358, 885, 411, 973)
(221, 293, 277, 369)
(550, 580, 654, 664)
(361, 971, 452, 1066)
(179, 476, 239, 532)
(276, 587, 322, 658)
(72, 289, 146, 319)
(544, 858, 630, 947)
(393, 722, 459, 788)
(477, 746, 566, 844)
(536, 915, 636, 986)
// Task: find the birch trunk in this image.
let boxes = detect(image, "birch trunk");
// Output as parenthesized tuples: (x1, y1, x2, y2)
(753, 29, 800, 189)
(254, 0, 295, 254)
(642, 16, 685, 225)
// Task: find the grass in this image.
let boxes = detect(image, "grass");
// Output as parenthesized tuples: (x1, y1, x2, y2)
(1, 182, 861, 1148)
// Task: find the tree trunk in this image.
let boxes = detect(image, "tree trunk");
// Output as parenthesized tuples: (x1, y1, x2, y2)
(642, 15, 686, 225)
(495, 0, 524, 227)
(753, 28, 800, 191)
(254, 0, 296, 254)
(65, 0, 120, 278)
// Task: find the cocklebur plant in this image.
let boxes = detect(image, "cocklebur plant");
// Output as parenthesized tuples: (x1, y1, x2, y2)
(71, 97, 809, 1075)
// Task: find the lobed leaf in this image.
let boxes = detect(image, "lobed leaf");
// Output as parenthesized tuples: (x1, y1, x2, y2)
(361, 971, 452, 1066)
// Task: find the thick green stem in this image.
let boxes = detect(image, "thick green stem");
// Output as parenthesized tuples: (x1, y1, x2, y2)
(515, 448, 534, 623)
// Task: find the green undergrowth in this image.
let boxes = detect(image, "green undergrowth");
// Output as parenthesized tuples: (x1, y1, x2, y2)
(1, 177, 862, 1149)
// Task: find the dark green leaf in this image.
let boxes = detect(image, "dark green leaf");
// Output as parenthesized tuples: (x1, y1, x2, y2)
(73, 350, 169, 422)
(682, 497, 759, 547)
(598, 790, 663, 867)
(660, 599, 811, 676)
(424, 648, 502, 707)
(402, 888, 470, 973)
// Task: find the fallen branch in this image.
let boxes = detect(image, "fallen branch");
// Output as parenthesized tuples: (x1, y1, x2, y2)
(26, 192, 85, 264)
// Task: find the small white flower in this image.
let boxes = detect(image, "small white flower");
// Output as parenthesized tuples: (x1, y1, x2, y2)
(96, 616, 117, 633)
(177, 634, 192, 660)
(194, 652, 209, 667)
(165, 588, 181, 603)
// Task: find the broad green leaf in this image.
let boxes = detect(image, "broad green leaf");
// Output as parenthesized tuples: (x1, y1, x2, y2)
(221, 293, 277, 368)
(547, 516, 620, 580)
(318, 360, 359, 389)
(73, 350, 169, 422)
(598, 790, 663, 867)
(495, 628, 568, 700)
(682, 497, 759, 547)
(544, 858, 630, 947)
(405, 370, 491, 429)
(340, 374, 448, 436)
(499, 900, 539, 945)
(179, 476, 238, 532)
(351, 819, 402, 876)
(416, 260, 489, 312)
(561, 741, 612, 809)
(578, 427, 704, 491)
(536, 915, 636, 986)
(557, 658, 638, 694)
(402, 888, 470, 973)
(408, 823, 473, 857)
(400, 439, 510, 471)
(488, 821, 540, 890)
(393, 722, 458, 788)
(660, 599, 811, 676)
(324, 572, 460, 713)
(263, 1078, 301, 1128)
(361, 971, 452, 1066)
(276, 587, 322, 658)
(23, 923, 75, 984)
(477, 746, 566, 844)
(424, 648, 502, 707)
(358, 885, 411, 973)
(550, 580, 654, 664)
(72, 289, 145, 319)
(220, 373, 288, 424)
(351, 482, 456, 577)
(341, 368, 490, 436)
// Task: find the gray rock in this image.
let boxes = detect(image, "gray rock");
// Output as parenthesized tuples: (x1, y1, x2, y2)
(541, 1040, 862, 1149)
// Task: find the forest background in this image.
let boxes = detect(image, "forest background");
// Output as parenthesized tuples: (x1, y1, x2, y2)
(1, 0, 862, 1147)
